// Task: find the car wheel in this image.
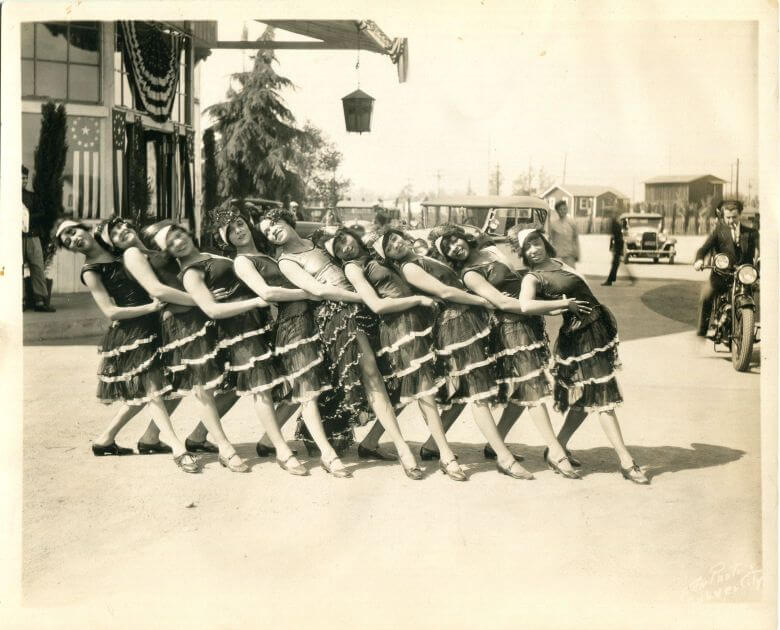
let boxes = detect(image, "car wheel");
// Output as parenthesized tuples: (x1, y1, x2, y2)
(668, 255, 675, 265)
(623, 254, 630, 264)
(652, 257, 659, 263)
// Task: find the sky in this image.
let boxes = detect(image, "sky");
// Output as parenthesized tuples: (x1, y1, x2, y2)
(199, 16, 758, 203)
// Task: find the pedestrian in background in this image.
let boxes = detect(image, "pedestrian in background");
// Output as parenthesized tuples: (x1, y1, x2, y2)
(602, 210, 634, 286)
(548, 200, 580, 268)
(22, 165, 55, 312)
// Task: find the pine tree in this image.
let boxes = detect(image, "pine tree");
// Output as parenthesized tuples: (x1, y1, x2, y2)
(32, 101, 68, 261)
(205, 27, 306, 202)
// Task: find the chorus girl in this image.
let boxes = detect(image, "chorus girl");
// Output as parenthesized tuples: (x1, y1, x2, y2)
(54, 220, 198, 473)
(326, 226, 468, 481)
(433, 224, 580, 479)
(257, 208, 424, 480)
(154, 221, 308, 476)
(376, 228, 535, 480)
(100, 217, 264, 460)
(213, 201, 351, 478)
(516, 229, 649, 484)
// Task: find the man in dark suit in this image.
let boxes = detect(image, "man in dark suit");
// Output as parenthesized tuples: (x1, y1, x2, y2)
(602, 209, 634, 285)
(693, 199, 758, 336)
(22, 165, 55, 312)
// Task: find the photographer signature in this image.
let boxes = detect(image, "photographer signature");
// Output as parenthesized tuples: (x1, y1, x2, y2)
(688, 563, 762, 602)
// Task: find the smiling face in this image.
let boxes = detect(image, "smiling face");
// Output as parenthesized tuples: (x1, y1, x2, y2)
(259, 219, 293, 245)
(523, 234, 549, 266)
(60, 226, 94, 253)
(333, 232, 361, 261)
(166, 227, 195, 259)
(383, 232, 410, 260)
(109, 222, 138, 250)
(227, 216, 252, 248)
(444, 236, 470, 261)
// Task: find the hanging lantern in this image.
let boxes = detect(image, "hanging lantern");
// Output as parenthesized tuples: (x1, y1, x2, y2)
(342, 89, 375, 133)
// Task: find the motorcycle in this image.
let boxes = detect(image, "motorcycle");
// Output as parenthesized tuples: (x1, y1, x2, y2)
(702, 252, 759, 372)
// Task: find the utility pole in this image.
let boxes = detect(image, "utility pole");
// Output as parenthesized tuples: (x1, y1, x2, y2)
(730, 163, 734, 196)
(747, 179, 752, 205)
(494, 163, 501, 195)
(562, 153, 567, 185)
(436, 170, 442, 196)
(735, 158, 740, 198)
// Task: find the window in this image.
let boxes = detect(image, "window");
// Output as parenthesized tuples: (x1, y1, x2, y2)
(114, 27, 134, 108)
(21, 22, 101, 103)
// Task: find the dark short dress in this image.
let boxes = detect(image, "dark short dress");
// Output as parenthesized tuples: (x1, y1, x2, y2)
(528, 262, 622, 413)
(236, 253, 331, 404)
(461, 252, 552, 406)
(140, 251, 226, 396)
(81, 260, 170, 406)
(279, 246, 380, 448)
(399, 255, 498, 407)
(346, 257, 445, 409)
(179, 254, 287, 400)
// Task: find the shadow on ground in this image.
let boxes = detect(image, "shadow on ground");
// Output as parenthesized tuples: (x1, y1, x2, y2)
(230, 440, 746, 482)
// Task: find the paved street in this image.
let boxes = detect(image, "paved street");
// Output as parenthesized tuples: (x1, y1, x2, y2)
(21, 274, 764, 628)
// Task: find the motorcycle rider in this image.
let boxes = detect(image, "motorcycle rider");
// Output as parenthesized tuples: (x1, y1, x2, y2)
(693, 199, 759, 336)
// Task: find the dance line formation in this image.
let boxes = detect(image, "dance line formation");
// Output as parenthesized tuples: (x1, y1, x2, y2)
(54, 199, 649, 484)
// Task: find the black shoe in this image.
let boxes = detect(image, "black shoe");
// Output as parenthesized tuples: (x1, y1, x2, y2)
(92, 441, 133, 456)
(357, 444, 397, 461)
(483, 444, 524, 462)
(137, 440, 173, 455)
(33, 303, 56, 312)
(600, 281, 613, 286)
(185, 437, 219, 454)
(419, 445, 440, 461)
(255, 443, 276, 457)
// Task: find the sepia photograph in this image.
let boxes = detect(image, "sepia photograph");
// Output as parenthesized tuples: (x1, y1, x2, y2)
(0, 0, 777, 627)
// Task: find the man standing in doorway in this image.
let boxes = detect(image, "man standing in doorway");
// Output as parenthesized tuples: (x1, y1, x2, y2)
(548, 200, 580, 268)
(22, 165, 55, 312)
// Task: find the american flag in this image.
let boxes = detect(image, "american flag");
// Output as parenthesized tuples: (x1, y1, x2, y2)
(69, 116, 101, 219)
(112, 109, 127, 215)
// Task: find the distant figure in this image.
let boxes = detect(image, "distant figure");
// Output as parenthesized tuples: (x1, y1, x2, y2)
(548, 200, 580, 268)
(22, 165, 55, 312)
(323, 209, 340, 227)
(374, 208, 391, 230)
(693, 199, 759, 336)
(602, 210, 634, 286)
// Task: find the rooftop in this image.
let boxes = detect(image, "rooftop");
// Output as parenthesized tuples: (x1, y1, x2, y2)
(644, 174, 727, 185)
(543, 184, 629, 199)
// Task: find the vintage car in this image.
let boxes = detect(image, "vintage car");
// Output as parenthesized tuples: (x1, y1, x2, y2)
(619, 212, 676, 264)
(413, 196, 550, 268)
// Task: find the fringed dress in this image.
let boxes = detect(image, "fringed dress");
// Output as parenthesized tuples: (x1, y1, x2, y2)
(279, 245, 380, 449)
(528, 261, 622, 413)
(141, 251, 226, 396)
(461, 252, 552, 406)
(81, 261, 171, 406)
(179, 254, 288, 400)
(346, 257, 445, 409)
(398, 254, 498, 407)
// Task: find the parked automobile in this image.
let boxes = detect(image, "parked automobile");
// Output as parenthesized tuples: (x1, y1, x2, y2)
(619, 212, 676, 264)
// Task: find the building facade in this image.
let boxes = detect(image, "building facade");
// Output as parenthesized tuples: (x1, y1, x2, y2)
(644, 174, 726, 207)
(21, 20, 215, 293)
(542, 184, 630, 233)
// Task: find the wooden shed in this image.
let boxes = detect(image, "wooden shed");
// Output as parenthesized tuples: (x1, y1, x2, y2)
(644, 174, 726, 207)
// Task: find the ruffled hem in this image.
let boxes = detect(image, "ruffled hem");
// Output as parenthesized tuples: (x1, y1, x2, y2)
(436, 325, 492, 355)
(572, 401, 623, 413)
(99, 334, 157, 358)
(377, 325, 435, 356)
(179, 347, 221, 366)
(496, 366, 551, 385)
(284, 356, 326, 383)
(447, 356, 496, 377)
(234, 373, 290, 397)
(98, 354, 158, 383)
(163, 373, 227, 397)
(446, 386, 500, 406)
(225, 349, 275, 372)
(217, 324, 273, 350)
(99, 383, 173, 406)
(385, 351, 437, 379)
(397, 377, 447, 407)
(568, 371, 620, 387)
(159, 321, 212, 353)
(274, 333, 320, 356)
(556, 336, 619, 365)
(492, 339, 547, 359)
